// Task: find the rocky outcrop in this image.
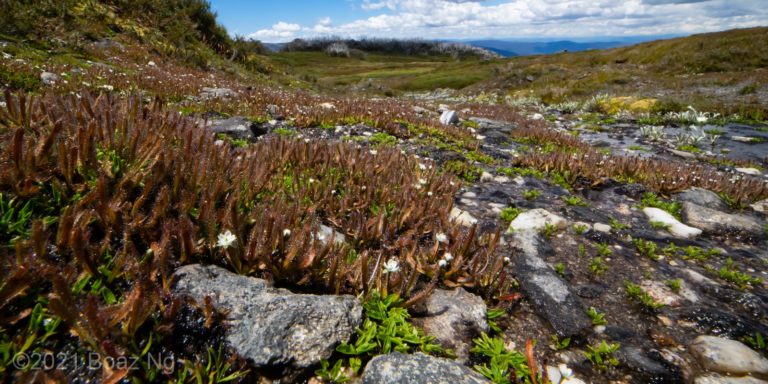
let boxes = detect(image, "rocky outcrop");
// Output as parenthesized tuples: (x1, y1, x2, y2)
(173, 264, 362, 369)
(511, 231, 592, 339)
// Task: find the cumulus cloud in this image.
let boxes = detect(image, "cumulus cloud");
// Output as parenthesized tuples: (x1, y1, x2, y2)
(249, 0, 768, 42)
(248, 22, 301, 40)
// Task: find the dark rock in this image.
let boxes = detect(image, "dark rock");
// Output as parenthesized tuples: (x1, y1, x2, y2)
(614, 183, 649, 199)
(631, 230, 703, 248)
(362, 352, 490, 384)
(618, 347, 683, 384)
(413, 288, 488, 362)
(512, 232, 592, 340)
(676, 307, 768, 339)
(568, 206, 613, 224)
(575, 284, 606, 299)
(604, 326, 636, 341)
(173, 264, 362, 370)
(675, 188, 728, 212)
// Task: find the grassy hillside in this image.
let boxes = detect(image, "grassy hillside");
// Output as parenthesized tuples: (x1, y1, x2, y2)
(0, 0, 277, 93)
(273, 28, 767, 119)
(269, 51, 497, 93)
(490, 27, 768, 111)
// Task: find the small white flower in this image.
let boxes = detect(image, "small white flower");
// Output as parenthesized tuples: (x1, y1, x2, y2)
(427, 191, 433, 197)
(436, 233, 448, 243)
(443, 252, 454, 262)
(331, 190, 337, 195)
(558, 364, 574, 379)
(216, 230, 237, 249)
(419, 178, 427, 185)
(369, 149, 378, 155)
(309, 178, 316, 183)
(383, 259, 401, 274)
(438, 259, 448, 268)
(283, 229, 292, 237)
(503, 256, 511, 264)
(419, 163, 427, 170)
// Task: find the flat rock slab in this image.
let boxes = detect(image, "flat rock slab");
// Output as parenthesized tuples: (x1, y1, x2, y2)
(512, 231, 592, 339)
(414, 288, 489, 362)
(676, 187, 728, 212)
(690, 335, 768, 377)
(173, 264, 362, 369)
(682, 202, 765, 238)
(362, 352, 490, 384)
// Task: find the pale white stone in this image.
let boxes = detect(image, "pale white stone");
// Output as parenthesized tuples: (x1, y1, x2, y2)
(450, 207, 478, 227)
(508, 209, 567, 233)
(593, 223, 612, 233)
(643, 207, 702, 239)
(736, 167, 762, 176)
(480, 172, 494, 182)
(440, 110, 459, 125)
(690, 336, 768, 376)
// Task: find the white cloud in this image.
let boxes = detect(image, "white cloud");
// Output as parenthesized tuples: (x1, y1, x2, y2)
(249, 0, 768, 42)
(248, 22, 302, 40)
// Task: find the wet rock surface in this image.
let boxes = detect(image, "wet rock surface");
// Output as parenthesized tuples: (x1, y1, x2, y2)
(173, 264, 362, 370)
(362, 352, 490, 384)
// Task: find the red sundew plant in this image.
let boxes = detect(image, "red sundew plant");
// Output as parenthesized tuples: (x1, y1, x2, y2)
(0, 90, 508, 381)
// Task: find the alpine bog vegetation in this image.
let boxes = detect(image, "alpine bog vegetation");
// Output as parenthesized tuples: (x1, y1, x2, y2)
(0, 90, 508, 381)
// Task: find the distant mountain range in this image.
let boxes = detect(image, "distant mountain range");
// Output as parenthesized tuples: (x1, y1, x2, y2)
(263, 35, 683, 57)
(461, 40, 626, 57)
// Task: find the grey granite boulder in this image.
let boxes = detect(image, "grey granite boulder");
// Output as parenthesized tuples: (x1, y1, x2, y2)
(414, 288, 489, 362)
(173, 264, 362, 369)
(682, 202, 765, 238)
(362, 352, 490, 384)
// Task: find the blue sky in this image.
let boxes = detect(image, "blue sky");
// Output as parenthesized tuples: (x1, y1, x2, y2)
(209, 0, 767, 43)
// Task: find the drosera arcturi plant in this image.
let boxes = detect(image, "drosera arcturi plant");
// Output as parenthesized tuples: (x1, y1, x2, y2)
(509, 124, 768, 205)
(0, 91, 511, 381)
